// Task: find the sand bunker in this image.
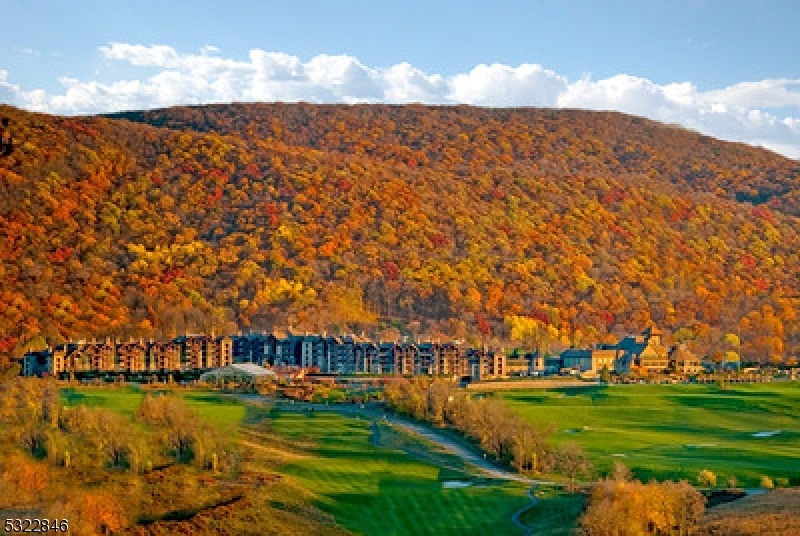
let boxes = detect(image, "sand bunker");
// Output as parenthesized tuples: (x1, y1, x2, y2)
(442, 481, 472, 489)
(752, 430, 781, 438)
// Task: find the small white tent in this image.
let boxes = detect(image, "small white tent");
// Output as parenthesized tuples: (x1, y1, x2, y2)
(200, 363, 275, 383)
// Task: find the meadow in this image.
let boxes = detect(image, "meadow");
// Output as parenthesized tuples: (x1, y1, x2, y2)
(498, 382, 800, 486)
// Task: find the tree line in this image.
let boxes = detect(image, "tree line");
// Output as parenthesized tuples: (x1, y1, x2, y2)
(383, 377, 591, 484)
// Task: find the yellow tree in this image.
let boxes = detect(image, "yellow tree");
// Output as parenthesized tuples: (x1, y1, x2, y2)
(505, 314, 560, 355)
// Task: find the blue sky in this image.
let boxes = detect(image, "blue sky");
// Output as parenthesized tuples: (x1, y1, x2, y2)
(1, 0, 799, 158)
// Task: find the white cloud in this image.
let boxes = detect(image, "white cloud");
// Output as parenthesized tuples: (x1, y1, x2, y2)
(4, 44, 800, 159)
(100, 43, 181, 68)
(0, 70, 23, 104)
(449, 63, 567, 106)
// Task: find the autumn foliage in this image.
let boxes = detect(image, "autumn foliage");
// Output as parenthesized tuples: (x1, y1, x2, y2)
(581, 466, 706, 535)
(1, 103, 799, 366)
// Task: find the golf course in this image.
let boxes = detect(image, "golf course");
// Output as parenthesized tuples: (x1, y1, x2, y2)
(47, 380, 800, 534)
(498, 382, 800, 486)
(269, 410, 530, 535)
(58, 386, 532, 535)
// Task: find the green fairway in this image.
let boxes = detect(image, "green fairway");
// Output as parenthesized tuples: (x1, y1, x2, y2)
(499, 382, 800, 486)
(520, 486, 586, 535)
(270, 411, 530, 535)
(182, 392, 247, 431)
(60, 387, 247, 430)
(61, 385, 144, 416)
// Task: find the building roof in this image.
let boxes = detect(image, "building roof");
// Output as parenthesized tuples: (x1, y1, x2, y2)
(644, 325, 664, 336)
(561, 348, 593, 358)
(200, 363, 275, 381)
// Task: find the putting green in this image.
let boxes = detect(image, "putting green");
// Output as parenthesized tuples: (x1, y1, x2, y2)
(499, 382, 800, 486)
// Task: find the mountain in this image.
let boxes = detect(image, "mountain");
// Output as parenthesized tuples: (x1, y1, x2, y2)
(1, 103, 798, 365)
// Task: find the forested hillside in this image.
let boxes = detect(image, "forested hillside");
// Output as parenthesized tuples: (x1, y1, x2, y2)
(2, 103, 799, 367)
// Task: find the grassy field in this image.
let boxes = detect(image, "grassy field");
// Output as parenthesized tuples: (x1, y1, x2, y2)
(499, 382, 800, 486)
(269, 410, 530, 535)
(519, 486, 586, 535)
(61, 386, 247, 430)
(57, 386, 530, 534)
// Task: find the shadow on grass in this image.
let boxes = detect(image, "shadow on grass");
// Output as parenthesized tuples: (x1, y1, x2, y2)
(61, 389, 88, 404)
(521, 487, 587, 535)
(507, 385, 612, 405)
(185, 393, 243, 405)
(138, 494, 244, 525)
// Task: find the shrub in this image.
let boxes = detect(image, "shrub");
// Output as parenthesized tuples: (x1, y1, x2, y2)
(761, 475, 774, 489)
(582, 478, 705, 535)
(698, 469, 717, 487)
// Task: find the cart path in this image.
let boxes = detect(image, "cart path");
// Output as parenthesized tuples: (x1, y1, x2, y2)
(234, 396, 550, 534)
(510, 485, 539, 535)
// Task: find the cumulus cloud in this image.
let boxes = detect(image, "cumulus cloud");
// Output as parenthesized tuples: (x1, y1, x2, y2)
(3, 44, 799, 159)
(449, 63, 567, 107)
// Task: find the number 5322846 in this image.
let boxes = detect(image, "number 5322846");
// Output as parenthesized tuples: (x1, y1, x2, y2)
(4, 519, 69, 532)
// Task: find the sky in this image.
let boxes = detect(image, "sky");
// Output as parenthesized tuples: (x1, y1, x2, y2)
(1, 0, 799, 158)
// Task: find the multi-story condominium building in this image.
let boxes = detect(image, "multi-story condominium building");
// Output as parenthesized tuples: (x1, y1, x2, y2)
(377, 342, 398, 374)
(176, 335, 233, 370)
(23, 325, 682, 381)
(468, 347, 505, 380)
(416, 342, 436, 375)
(148, 340, 182, 372)
(356, 342, 379, 374)
(22, 335, 232, 377)
(116, 340, 148, 373)
(331, 335, 358, 374)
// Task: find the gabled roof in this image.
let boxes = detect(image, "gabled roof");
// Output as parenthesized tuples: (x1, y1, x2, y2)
(200, 363, 275, 380)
